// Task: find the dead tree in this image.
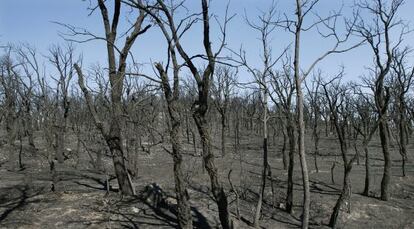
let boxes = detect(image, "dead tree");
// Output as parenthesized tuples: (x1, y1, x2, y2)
(73, 0, 151, 195)
(322, 74, 358, 228)
(352, 86, 379, 196)
(48, 44, 75, 164)
(0, 48, 20, 169)
(131, 0, 233, 227)
(231, 4, 287, 225)
(211, 66, 237, 157)
(17, 44, 59, 176)
(390, 47, 413, 177)
(182, 1, 232, 226)
(353, 0, 407, 201)
(155, 61, 193, 227)
(124, 1, 200, 226)
(1, 45, 43, 170)
(274, 1, 362, 226)
(269, 61, 296, 214)
(13, 45, 41, 170)
(0, 52, 18, 142)
(305, 72, 323, 173)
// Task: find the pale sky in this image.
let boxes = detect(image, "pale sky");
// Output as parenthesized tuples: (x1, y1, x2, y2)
(1, 0, 414, 84)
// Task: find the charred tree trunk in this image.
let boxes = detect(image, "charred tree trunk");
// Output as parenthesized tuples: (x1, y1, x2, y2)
(73, 0, 149, 196)
(106, 127, 135, 195)
(286, 120, 295, 214)
(329, 165, 352, 227)
(145, 0, 232, 227)
(221, 113, 227, 157)
(156, 62, 193, 228)
(322, 81, 357, 228)
(363, 145, 370, 196)
(108, 69, 135, 196)
(75, 65, 135, 196)
(353, 0, 404, 202)
(313, 115, 320, 173)
(379, 120, 391, 201)
(282, 128, 288, 170)
(170, 109, 192, 228)
(398, 101, 408, 177)
(193, 110, 230, 229)
(254, 84, 269, 227)
(293, 2, 310, 226)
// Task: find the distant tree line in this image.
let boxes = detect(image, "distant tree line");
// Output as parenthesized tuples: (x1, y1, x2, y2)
(1, 0, 413, 228)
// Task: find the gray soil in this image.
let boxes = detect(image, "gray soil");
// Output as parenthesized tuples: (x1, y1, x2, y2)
(0, 129, 413, 228)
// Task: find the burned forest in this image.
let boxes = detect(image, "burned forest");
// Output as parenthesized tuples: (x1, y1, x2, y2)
(1, 0, 414, 228)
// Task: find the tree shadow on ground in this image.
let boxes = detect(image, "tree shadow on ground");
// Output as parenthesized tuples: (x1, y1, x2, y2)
(66, 195, 212, 229)
(309, 180, 341, 196)
(0, 184, 45, 225)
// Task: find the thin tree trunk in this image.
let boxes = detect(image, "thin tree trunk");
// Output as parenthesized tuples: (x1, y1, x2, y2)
(294, 2, 310, 226)
(254, 106, 268, 227)
(221, 114, 226, 157)
(297, 90, 310, 229)
(363, 146, 370, 196)
(282, 129, 288, 170)
(228, 170, 240, 220)
(55, 127, 65, 163)
(399, 109, 407, 177)
(286, 122, 295, 214)
(379, 120, 391, 201)
(313, 131, 319, 173)
(331, 162, 336, 184)
(354, 141, 360, 166)
(186, 112, 190, 143)
(18, 134, 24, 170)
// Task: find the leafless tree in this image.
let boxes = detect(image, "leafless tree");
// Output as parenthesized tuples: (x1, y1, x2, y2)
(269, 61, 296, 214)
(390, 47, 413, 177)
(321, 74, 358, 228)
(211, 66, 237, 158)
(0, 48, 20, 169)
(74, 0, 151, 195)
(274, 1, 362, 226)
(351, 85, 380, 196)
(48, 43, 76, 164)
(124, 1, 202, 226)
(128, 0, 234, 227)
(305, 72, 323, 173)
(231, 3, 290, 225)
(353, 0, 407, 201)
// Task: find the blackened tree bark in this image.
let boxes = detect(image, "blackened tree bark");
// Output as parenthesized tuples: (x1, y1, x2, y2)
(73, 0, 150, 195)
(305, 74, 322, 173)
(391, 48, 413, 177)
(0, 51, 19, 169)
(155, 62, 193, 228)
(354, 0, 406, 201)
(134, 0, 232, 227)
(270, 64, 295, 214)
(232, 5, 289, 225)
(322, 75, 358, 228)
(274, 1, 362, 225)
(352, 92, 379, 196)
(126, 3, 195, 225)
(14, 45, 38, 149)
(48, 44, 75, 164)
(212, 66, 236, 158)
